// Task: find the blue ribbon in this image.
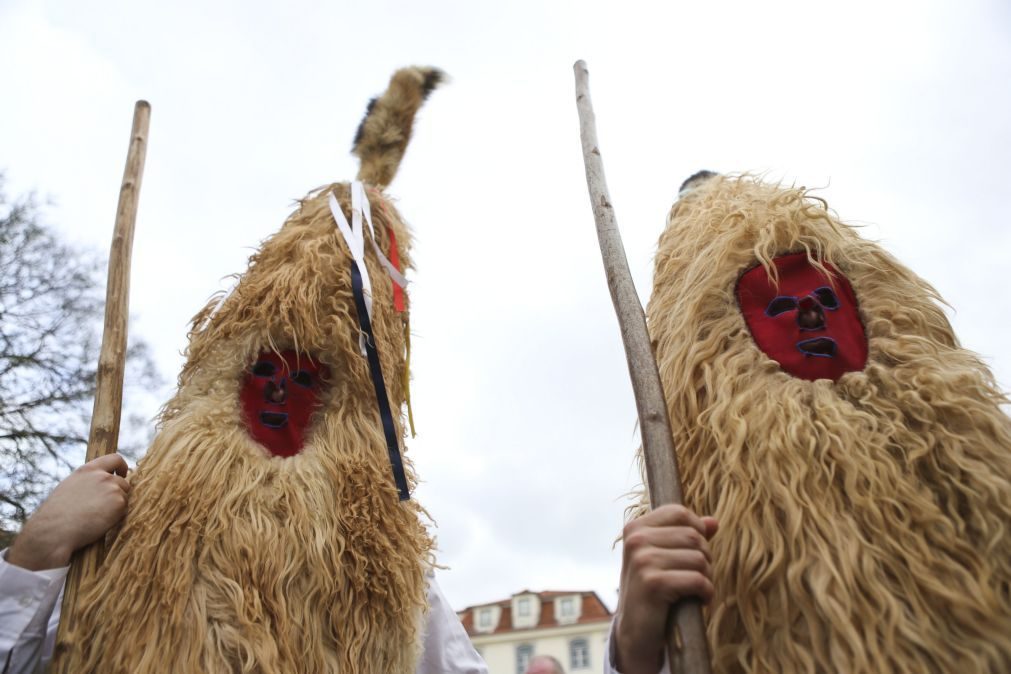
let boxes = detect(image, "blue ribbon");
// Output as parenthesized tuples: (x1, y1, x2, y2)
(349, 259, 411, 501)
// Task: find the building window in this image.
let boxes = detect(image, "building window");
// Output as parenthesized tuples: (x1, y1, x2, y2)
(516, 644, 534, 674)
(478, 608, 492, 628)
(570, 638, 590, 669)
(559, 597, 574, 617)
(517, 597, 531, 617)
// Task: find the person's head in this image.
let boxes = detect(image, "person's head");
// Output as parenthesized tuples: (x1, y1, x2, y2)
(644, 173, 1011, 673)
(60, 66, 446, 674)
(524, 654, 565, 674)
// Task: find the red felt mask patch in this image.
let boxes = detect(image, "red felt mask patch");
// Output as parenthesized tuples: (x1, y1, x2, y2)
(240, 350, 328, 458)
(736, 253, 867, 381)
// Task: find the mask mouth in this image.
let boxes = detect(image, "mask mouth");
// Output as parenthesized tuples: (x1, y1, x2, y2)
(259, 412, 289, 428)
(797, 337, 836, 358)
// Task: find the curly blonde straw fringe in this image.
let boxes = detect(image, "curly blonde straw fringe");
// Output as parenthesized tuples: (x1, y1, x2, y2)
(61, 183, 433, 674)
(637, 175, 1011, 674)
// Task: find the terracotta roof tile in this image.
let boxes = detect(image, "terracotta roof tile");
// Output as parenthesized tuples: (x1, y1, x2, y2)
(494, 605, 513, 634)
(459, 589, 612, 636)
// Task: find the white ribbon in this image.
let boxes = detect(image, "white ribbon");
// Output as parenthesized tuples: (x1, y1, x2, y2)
(330, 181, 410, 354)
(330, 188, 373, 316)
(353, 182, 409, 290)
(197, 183, 407, 350)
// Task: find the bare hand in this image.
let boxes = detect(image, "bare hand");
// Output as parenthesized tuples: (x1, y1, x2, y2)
(7, 454, 131, 571)
(614, 504, 718, 674)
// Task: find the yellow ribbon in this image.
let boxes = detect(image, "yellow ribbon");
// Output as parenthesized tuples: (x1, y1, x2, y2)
(403, 317, 416, 437)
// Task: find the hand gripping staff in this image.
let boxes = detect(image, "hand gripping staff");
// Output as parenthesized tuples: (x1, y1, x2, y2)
(51, 101, 150, 671)
(572, 61, 712, 674)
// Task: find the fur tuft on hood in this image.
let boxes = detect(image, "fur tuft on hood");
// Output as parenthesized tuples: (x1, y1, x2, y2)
(353, 66, 445, 188)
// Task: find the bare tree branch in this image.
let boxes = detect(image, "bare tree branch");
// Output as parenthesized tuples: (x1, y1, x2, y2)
(0, 175, 161, 530)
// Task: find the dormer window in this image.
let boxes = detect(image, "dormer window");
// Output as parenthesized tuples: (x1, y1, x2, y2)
(511, 593, 540, 629)
(555, 594, 582, 625)
(473, 604, 501, 634)
(464, 590, 612, 666)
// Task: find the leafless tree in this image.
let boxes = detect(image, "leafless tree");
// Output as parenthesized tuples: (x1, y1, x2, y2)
(0, 177, 159, 529)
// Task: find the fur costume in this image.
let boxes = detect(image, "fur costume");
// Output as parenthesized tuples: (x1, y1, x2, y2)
(59, 66, 444, 674)
(642, 174, 1011, 673)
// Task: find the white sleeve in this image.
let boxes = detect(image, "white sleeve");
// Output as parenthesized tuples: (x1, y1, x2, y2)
(415, 571, 488, 674)
(0, 549, 68, 674)
(603, 617, 670, 674)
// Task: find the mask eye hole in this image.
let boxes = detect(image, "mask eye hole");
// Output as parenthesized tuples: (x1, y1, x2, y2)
(813, 287, 839, 310)
(290, 371, 313, 388)
(252, 361, 276, 377)
(766, 296, 798, 317)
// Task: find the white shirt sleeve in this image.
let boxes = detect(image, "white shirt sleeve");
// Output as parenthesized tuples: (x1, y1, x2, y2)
(603, 616, 671, 674)
(416, 571, 488, 674)
(0, 553, 485, 674)
(0, 549, 68, 674)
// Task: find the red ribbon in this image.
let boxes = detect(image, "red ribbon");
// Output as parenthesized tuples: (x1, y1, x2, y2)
(386, 225, 406, 313)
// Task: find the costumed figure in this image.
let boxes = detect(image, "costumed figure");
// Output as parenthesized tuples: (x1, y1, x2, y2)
(59, 67, 446, 673)
(641, 172, 1011, 673)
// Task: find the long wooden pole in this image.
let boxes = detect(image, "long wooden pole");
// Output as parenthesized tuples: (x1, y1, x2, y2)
(52, 100, 150, 669)
(572, 61, 711, 674)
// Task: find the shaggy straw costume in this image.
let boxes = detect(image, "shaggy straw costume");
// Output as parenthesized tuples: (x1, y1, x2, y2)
(59, 67, 444, 674)
(642, 174, 1011, 673)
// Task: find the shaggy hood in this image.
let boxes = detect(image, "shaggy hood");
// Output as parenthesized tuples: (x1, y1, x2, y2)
(643, 174, 1011, 674)
(60, 67, 443, 674)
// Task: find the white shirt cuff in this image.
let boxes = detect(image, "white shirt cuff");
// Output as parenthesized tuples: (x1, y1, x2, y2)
(0, 548, 68, 671)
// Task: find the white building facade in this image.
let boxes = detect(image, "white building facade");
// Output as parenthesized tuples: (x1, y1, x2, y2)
(458, 590, 612, 674)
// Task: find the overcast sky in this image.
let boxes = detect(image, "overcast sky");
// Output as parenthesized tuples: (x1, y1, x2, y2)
(2, 0, 1009, 613)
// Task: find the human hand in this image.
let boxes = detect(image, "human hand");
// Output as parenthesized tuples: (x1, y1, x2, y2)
(7, 454, 131, 571)
(614, 504, 718, 674)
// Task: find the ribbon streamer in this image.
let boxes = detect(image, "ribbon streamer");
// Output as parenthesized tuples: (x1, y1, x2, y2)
(329, 182, 409, 350)
(331, 182, 412, 499)
(386, 226, 406, 313)
(329, 189, 373, 324)
(331, 182, 409, 312)
(349, 259, 411, 500)
(354, 182, 409, 291)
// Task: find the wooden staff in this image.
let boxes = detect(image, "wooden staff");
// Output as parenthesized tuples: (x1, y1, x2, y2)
(52, 100, 151, 668)
(573, 61, 711, 674)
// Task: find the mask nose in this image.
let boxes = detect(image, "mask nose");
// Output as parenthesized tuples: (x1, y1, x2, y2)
(797, 296, 826, 330)
(264, 379, 287, 403)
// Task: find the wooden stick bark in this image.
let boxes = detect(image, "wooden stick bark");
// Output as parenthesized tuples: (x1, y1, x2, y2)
(51, 100, 150, 669)
(573, 61, 711, 674)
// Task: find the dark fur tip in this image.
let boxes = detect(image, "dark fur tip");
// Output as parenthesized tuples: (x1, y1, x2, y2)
(678, 170, 719, 195)
(420, 69, 445, 99)
(352, 97, 379, 150)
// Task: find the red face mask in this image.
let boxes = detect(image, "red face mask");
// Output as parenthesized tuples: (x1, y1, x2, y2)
(240, 350, 328, 458)
(736, 253, 867, 381)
